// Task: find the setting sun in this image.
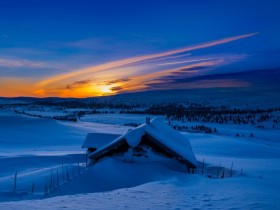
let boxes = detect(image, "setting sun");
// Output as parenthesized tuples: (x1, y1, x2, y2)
(95, 85, 115, 96)
(101, 85, 112, 93)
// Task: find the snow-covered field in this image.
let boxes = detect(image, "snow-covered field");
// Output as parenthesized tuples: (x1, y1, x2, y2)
(80, 113, 162, 125)
(0, 109, 279, 209)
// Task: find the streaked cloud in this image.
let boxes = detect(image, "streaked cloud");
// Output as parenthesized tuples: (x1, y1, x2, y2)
(157, 54, 247, 67)
(0, 58, 45, 68)
(36, 33, 257, 86)
(110, 86, 123, 91)
(0, 32, 259, 97)
(105, 78, 131, 85)
(146, 79, 250, 90)
(66, 79, 92, 91)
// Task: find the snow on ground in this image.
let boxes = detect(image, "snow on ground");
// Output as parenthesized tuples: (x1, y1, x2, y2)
(0, 110, 128, 154)
(80, 113, 163, 125)
(0, 110, 279, 209)
(14, 178, 280, 209)
(172, 119, 280, 147)
(0, 110, 129, 200)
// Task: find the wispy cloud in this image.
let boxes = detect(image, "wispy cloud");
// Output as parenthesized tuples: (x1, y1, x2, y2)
(110, 86, 123, 91)
(157, 57, 225, 66)
(0, 58, 45, 68)
(104, 78, 131, 85)
(0, 32, 259, 97)
(146, 79, 250, 89)
(36, 32, 258, 87)
(66, 79, 92, 91)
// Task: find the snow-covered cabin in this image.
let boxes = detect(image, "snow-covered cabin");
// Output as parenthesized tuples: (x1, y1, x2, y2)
(87, 118, 197, 169)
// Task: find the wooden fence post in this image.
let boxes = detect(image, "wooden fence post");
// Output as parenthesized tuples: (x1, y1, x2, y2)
(221, 171, 225, 178)
(78, 162, 80, 175)
(13, 171, 17, 193)
(50, 169, 53, 191)
(62, 164, 64, 183)
(217, 164, 221, 178)
(66, 166, 69, 181)
(202, 159, 205, 174)
(72, 165, 75, 178)
(56, 169, 59, 187)
(229, 162, 233, 177)
(44, 176, 48, 195)
(31, 182, 35, 194)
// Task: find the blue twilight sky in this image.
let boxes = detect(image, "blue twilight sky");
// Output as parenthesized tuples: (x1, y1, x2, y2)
(0, 0, 280, 97)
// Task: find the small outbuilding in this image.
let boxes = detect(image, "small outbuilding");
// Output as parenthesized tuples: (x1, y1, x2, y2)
(85, 118, 197, 169)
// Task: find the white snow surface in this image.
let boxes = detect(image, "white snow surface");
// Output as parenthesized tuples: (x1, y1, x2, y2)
(0, 111, 279, 209)
(125, 124, 146, 148)
(80, 113, 163, 125)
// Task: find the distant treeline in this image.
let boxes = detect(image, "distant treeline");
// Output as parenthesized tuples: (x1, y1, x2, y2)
(173, 124, 217, 134)
(4, 102, 280, 127)
(121, 104, 280, 126)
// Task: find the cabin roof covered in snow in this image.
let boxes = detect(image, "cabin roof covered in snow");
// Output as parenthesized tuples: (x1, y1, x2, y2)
(89, 118, 197, 167)
(82, 133, 121, 149)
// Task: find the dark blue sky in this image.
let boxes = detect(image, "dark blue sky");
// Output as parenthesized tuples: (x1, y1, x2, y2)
(0, 0, 279, 97)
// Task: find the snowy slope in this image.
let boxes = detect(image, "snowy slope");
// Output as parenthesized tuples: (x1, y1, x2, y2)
(0, 111, 279, 209)
(1, 177, 279, 209)
(0, 110, 128, 154)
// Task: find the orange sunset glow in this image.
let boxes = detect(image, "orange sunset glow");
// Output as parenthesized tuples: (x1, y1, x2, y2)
(0, 33, 259, 98)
